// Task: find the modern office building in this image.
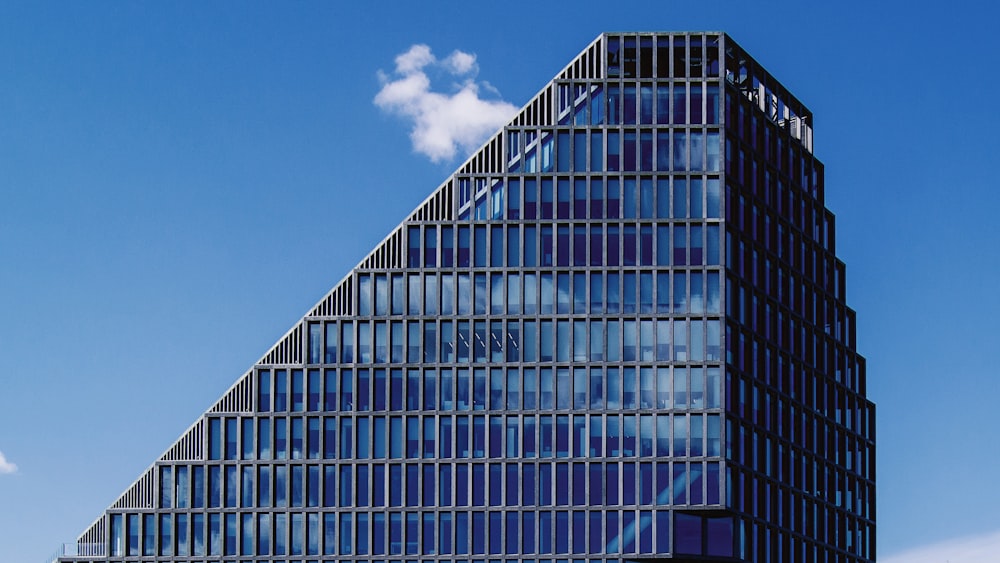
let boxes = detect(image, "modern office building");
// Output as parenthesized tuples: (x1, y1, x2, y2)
(55, 32, 875, 563)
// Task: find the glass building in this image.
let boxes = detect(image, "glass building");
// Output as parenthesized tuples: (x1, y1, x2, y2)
(55, 32, 875, 563)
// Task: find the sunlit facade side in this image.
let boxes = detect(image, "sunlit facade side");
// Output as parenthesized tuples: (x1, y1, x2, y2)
(55, 32, 874, 563)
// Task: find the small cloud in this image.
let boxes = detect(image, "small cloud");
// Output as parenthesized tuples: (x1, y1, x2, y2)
(375, 44, 518, 163)
(394, 44, 435, 74)
(443, 50, 477, 75)
(0, 450, 18, 474)
(880, 529, 1000, 563)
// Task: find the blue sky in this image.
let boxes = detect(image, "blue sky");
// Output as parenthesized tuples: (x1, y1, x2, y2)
(2, 1, 999, 562)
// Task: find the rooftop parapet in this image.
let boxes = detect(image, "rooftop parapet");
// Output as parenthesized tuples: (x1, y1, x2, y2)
(723, 33, 814, 152)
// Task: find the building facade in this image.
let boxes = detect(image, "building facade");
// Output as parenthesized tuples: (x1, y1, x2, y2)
(56, 32, 875, 563)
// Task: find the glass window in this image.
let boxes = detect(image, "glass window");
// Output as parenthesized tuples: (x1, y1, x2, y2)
(420, 322, 437, 363)
(457, 226, 471, 267)
(372, 512, 385, 554)
(306, 464, 320, 507)
(569, 225, 584, 267)
(257, 370, 271, 412)
(407, 227, 421, 268)
(673, 83, 687, 123)
(689, 84, 704, 124)
(455, 462, 469, 506)
(607, 130, 620, 171)
(423, 226, 438, 268)
(588, 84, 605, 126)
(656, 129, 671, 171)
(270, 465, 286, 508)
(536, 367, 553, 410)
(537, 320, 553, 364)
(439, 415, 453, 458)
(436, 225, 454, 268)
(406, 274, 421, 316)
(471, 273, 486, 315)
(552, 367, 568, 409)
(550, 224, 568, 268)
(370, 276, 388, 317)
(474, 225, 487, 266)
(308, 322, 322, 364)
(690, 225, 704, 265)
(439, 369, 455, 410)
(638, 83, 654, 123)
(125, 514, 139, 556)
(621, 225, 636, 267)
(172, 465, 189, 509)
(581, 321, 604, 362)
(207, 513, 220, 556)
(624, 84, 637, 124)
(583, 130, 603, 176)
(159, 465, 173, 509)
(554, 320, 569, 363)
(621, 510, 636, 552)
(563, 273, 583, 318)
(606, 416, 622, 460)
(354, 416, 369, 459)
(523, 370, 538, 410)
(406, 322, 420, 363)
(473, 415, 486, 457)
(341, 324, 354, 363)
(536, 224, 552, 266)
(707, 367, 721, 408)
(707, 224, 720, 265)
(457, 367, 471, 410)
(675, 512, 702, 554)
(573, 415, 587, 458)
(470, 368, 486, 411)
(291, 417, 304, 459)
(649, 364, 670, 410)
(605, 496, 621, 553)
(359, 274, 373, 316)
(673, 319, 688, 361)
(607, 83, 621, 124)
(638, 130, 653, 171)
(656, 83, 670, 124)
(622, 320, 637, 362)
(256, 513, 270, 555)
(578, 278, 598, 324)
(556, 415, 570, 457)
(490, 321, 504, 363)
(673, 131, 688, 170)
(509, 285, 532, 331)
(516, 414, 534, 460)
(358, 322, 371, 363)
(390, 273, 405, 315)
(389, 512, 402, 554)
(540, 414, 554, 457)
(541, 273, 555, 314)
(490, 416, 503, 458)
(389, 369, 403, 411)
(706, 84, 720, 123)
(689, 414, 705, 458)
(406, 416, 420, 459)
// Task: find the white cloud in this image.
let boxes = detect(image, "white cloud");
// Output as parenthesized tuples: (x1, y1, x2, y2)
(443, 50, 477, 75)
(394, 44, 435, 74)
(375, 44, 518, 163)
(880, 529, 1000, 563)
(0, 450, 18, 474)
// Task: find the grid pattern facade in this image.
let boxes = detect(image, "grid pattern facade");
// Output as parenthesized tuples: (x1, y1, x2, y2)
(56, 32, 874, 563)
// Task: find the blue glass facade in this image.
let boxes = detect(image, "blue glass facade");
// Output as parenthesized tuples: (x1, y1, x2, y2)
(55, 32, 873, 563)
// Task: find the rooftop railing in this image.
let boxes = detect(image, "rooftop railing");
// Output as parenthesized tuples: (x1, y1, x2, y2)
(46, 542, 105, 563)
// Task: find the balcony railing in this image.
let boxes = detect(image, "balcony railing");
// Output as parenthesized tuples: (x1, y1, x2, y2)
(46, 542, 105, 562)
